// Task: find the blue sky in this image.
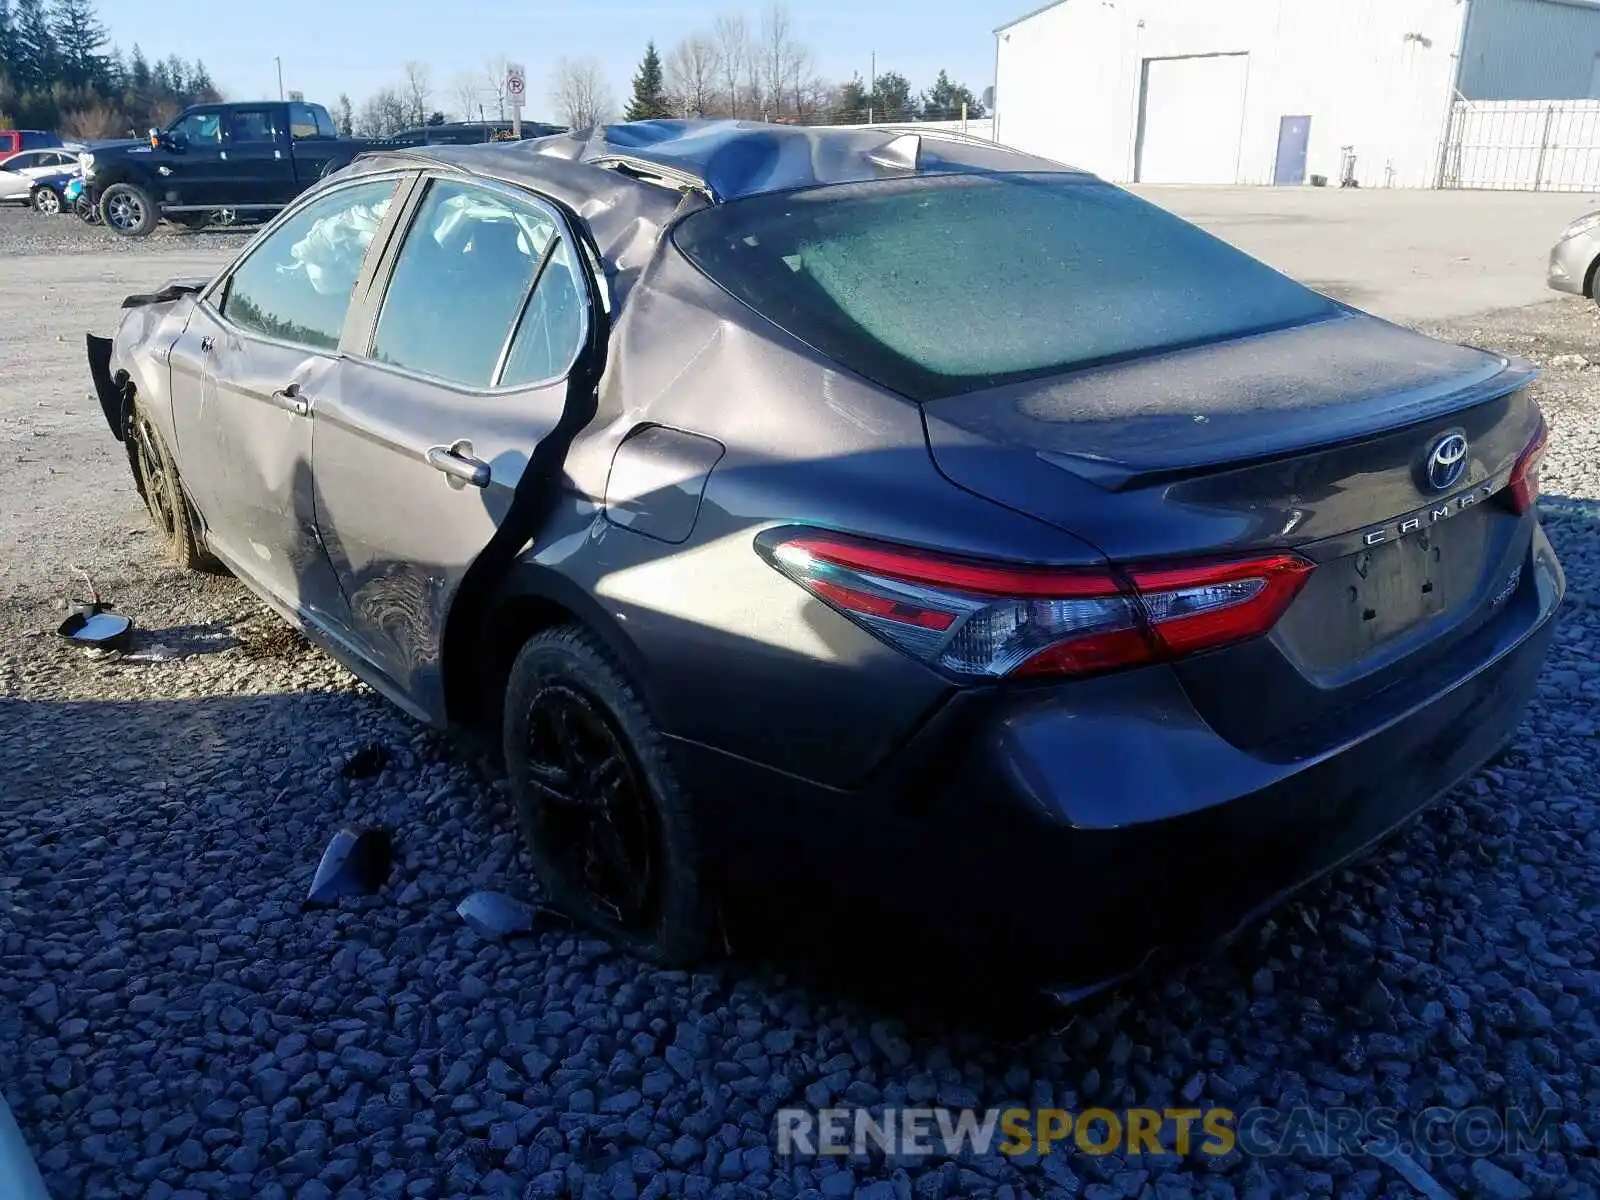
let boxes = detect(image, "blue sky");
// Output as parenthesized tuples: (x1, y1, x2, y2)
(94, 1, 1019, 123)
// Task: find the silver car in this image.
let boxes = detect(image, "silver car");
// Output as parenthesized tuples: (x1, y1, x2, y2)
(0, 148, 81, 210)
(1548, 209, 1600, 302)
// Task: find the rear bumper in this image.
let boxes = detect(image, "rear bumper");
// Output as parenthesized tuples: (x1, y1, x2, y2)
(684, 526, 1563, 986)
(1548, 232, 1599, 297)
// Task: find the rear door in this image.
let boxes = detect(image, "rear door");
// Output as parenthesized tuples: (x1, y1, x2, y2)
(169, 174, 406, 622)
(285, 103, 341, 189)
(310, 173, 596, 719)
(219, 106, 297, 206)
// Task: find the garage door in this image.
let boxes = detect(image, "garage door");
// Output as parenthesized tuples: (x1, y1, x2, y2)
(1137, 53, 1250, 184)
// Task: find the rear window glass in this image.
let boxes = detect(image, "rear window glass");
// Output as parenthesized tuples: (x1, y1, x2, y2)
(672, 173, 1338, 401)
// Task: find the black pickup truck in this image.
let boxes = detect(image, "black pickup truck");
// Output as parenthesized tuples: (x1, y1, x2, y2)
(82, 100, 380, 236)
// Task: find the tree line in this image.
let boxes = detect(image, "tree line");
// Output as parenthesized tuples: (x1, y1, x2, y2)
(341, 4, 987, 137)
(604, 6, 987, 128)
(0, 0, 220, 138)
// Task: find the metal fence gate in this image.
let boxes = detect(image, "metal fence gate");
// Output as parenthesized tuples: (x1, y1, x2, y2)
(1438, 98, 1600, 191)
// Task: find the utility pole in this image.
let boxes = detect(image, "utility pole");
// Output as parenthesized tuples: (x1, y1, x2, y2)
(274, 57, 284, 101)
(868, 51, 875, 123)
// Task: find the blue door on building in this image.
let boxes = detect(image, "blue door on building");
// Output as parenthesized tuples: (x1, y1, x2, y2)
(1273, 115, 1311, 185)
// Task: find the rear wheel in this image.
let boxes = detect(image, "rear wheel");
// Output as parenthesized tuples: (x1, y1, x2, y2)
(75, 195, 101, 224)
(503, 626, 716, 966)
(99, 183, 159, 237)
(128, 404, 214, 570)
(31, 186, 60, 215)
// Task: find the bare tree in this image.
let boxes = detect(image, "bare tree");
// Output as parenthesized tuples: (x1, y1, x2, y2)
(549, 57, 614, 129)
(759, 4, 806, 119)
(451, 71, 481, 123)
(666, 35, 721, 117)
(482, 55, 510, 121)
(713, 12, 749, 118)
(357, 87, 408, 137)
(401, 61, 432, 127)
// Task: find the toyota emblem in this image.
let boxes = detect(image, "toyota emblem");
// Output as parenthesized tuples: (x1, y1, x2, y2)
(1424, 432, 1469, 491)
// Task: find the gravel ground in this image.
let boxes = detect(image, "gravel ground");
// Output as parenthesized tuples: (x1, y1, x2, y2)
(5, 202, 1600, 1200)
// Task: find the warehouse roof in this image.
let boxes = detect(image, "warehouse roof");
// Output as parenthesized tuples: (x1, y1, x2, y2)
(995, 0, 1071, 33)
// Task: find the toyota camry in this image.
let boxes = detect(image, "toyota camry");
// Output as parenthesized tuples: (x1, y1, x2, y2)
(86, 120, 1563, 989)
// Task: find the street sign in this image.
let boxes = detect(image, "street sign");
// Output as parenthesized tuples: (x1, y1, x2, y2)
(506, 63, 525, 139)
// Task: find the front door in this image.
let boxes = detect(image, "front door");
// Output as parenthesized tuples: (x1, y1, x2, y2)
(311, 174, 595, 719)
(161, 107, 226, 206)
(1274, 115, 1312, 186)
(169, 175, 403, 617)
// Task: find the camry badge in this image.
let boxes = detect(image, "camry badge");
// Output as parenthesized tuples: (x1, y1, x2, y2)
(1424, 432, 1469, 492)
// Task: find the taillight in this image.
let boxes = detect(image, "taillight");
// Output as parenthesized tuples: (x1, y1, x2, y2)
(1508, 417, 1549, 514)
(759, 531, 1314, 680)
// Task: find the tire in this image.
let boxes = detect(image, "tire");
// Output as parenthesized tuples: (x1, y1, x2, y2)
(31, 187, 60, 215)
(503, 625, 715, 966)
(75, 195, 101, 224)
(98, 183, 159, 237)
(127, 403, 214, 570)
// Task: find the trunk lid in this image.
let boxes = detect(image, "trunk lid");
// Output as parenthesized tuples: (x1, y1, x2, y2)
(921, 312, 1544, 752)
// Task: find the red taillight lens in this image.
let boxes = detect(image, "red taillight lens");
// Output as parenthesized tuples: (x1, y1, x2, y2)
(760, 531, 1314, 680)
(1508, 417, 1549, 514)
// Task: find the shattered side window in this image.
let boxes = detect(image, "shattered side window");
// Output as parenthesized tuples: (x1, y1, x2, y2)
(220, 178, 397, 352)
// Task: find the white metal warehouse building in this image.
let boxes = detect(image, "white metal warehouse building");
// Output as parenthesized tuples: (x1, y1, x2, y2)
(992, 0, 1600, 190)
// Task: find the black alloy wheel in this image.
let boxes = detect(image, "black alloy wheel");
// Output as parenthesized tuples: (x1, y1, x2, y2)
(521, 681, 661, 927)
(502, 626, 715, 965)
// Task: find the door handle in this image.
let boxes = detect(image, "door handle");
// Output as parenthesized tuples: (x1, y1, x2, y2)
(425, 440, 491, 488)
(270, 381, 309, 417)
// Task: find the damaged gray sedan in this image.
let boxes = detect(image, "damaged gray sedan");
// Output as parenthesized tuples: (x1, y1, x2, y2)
(88, 121, 1561, 987)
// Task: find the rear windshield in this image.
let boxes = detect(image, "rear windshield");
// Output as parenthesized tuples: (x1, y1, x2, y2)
(672, 172, 1338, 401)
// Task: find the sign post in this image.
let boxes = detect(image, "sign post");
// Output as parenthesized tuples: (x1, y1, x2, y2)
(506, 63, 526, 139)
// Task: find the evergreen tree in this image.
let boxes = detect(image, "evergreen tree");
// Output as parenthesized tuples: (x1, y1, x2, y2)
(921, 69, 984, 121)
(11, 0, 57, 92)
(162, 53, 183, 95)
(335, 92, 353, 137)
(834, 75, 868, 123)
(50, 0, 105, 88)
(102, 42, 124, 92)
(0, 0, 15, 85)
(127, 41, 148, 91)
(870, 70, 915, 121)
(625, 42, 670, 121)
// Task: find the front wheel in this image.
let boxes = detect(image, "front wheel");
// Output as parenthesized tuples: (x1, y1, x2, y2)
(98, 183, 159, 237)
(75, 195, 101, 224)
(32, 187, 60, 215)
(503, 626, 716, 966)
(127, 403, 214, 570)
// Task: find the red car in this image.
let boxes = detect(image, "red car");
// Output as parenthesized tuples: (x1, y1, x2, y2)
(0, 130, 62, 157)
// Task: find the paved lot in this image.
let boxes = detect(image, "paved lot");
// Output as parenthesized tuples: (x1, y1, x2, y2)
(1133, 185, 1600, 323)
(4, 206, 1600, 1199)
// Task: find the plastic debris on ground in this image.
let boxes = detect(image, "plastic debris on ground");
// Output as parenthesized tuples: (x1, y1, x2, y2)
(305, 826, 394, 907)
(456, 890, 556, 941)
